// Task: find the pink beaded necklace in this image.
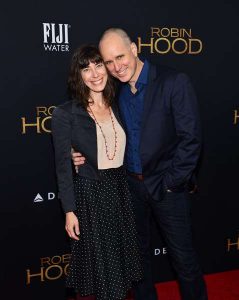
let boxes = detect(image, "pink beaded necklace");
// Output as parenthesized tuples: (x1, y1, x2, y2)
(88, 106, 118, 161)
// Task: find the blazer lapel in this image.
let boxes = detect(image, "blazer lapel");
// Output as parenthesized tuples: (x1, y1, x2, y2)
(71, 100, 98, 167)
(140, 64, 158, 134)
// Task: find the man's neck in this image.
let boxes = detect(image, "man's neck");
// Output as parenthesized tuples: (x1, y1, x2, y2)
(128, 58, 144, 94)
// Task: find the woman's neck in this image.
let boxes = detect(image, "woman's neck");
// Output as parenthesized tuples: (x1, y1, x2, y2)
(89, 92, 107, 111)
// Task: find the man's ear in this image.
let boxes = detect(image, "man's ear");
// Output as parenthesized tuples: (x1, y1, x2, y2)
(130, 42, 138, 57)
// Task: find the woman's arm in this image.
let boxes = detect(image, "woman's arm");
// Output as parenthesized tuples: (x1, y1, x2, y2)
(52, 106, 80, 240)
(52, 106, 76, 213)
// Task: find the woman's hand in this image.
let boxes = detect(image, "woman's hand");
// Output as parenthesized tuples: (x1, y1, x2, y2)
(65, 212, 80, 240)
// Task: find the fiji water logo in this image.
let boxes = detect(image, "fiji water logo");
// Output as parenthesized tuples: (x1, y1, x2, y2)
(43, 23, 70, 52)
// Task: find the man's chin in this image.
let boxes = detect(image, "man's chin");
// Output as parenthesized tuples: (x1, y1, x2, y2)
(116, 75, 130, 83)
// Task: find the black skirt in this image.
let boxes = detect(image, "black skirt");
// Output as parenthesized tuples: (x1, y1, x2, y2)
(66, 166, 142, 300)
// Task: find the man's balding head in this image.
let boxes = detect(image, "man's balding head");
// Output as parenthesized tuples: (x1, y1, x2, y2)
(99, 28, 132, 49)
(98, 28, 143, 85)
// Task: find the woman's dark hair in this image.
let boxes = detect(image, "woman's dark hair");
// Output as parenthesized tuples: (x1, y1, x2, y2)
(67, 45, 115, 109)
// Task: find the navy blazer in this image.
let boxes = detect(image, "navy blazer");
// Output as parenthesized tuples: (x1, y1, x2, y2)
(125, 63, 202, 200)
(51, 100, 122, 213)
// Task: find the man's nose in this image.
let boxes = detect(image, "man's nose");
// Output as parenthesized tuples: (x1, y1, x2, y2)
(113, 61, 121, 72)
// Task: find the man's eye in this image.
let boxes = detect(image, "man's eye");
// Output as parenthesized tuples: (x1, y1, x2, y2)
(105, 61, 112, 65)
(117, 55, 123, 60)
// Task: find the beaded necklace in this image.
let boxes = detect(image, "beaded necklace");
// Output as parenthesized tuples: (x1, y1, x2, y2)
(89, 106, 117, 161)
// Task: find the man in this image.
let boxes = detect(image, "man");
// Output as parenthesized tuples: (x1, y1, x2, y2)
(72, 28, 208, 300)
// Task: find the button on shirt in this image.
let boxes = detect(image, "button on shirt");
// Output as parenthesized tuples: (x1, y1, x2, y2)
(119, 60, 149, 173)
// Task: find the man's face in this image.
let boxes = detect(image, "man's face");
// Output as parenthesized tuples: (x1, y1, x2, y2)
(99, 34, 138, 83)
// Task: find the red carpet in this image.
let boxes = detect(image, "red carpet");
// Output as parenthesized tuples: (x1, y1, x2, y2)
(71, 269, 239, 300)
(153, 270, 239, 300)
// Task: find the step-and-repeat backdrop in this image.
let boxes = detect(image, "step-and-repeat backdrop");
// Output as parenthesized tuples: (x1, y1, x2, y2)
(1, 1, 239, 299)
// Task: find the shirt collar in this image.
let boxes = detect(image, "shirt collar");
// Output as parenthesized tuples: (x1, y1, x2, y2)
(136, 59, 149, 87)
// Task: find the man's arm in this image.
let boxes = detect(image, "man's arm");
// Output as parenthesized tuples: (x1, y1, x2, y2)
(164, 73, 202, 192)
(71, 151, 86, 169)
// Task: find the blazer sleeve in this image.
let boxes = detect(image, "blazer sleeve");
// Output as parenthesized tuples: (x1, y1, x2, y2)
(164, 73, 202, 191)
(51, 106, 76, 213)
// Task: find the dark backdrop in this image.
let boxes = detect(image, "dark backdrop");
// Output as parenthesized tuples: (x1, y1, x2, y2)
(1, 1, 239, 299)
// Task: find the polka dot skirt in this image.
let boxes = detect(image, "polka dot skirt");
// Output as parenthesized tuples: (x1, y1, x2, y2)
(66, 166, 142, 300)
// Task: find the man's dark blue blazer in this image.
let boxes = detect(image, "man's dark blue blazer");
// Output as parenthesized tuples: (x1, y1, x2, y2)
(119, 62, 202, 200)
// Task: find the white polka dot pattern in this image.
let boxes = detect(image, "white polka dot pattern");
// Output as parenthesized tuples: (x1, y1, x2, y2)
(66, 166, 142, 300)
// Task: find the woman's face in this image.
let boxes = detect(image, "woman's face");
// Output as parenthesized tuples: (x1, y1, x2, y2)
(81, 61, 108, 93)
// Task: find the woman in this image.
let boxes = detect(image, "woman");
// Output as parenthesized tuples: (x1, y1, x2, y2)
(52, 45, 142, 300)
